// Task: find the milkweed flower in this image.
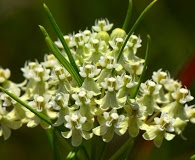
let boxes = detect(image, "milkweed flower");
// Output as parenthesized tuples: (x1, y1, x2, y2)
(62, 111, 93, 146)
(0, 18, 194, 152)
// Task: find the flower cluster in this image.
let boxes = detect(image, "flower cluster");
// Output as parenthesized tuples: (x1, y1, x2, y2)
(0, 19, 194, 148)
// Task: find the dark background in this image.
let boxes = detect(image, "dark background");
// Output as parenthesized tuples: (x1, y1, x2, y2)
(0, 0, 195, 159)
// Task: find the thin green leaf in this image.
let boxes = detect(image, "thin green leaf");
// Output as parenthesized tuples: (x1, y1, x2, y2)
(43, 4, 79, 74)
(122, 0, 133, 31)
(130, 34, 151, 99)
(45, 129, 54, 148)
(117, 0, 157, 62)
(39, 25, 83, 86)
(109, 137, 134, 160)
(53, 128, 73, 160)
(0, 86, 53, 125)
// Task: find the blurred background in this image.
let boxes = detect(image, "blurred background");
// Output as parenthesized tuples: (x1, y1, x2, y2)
(0, 0, 195, 159)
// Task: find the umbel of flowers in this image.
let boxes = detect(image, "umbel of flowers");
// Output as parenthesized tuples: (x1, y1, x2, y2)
(0, 1, 194, 159)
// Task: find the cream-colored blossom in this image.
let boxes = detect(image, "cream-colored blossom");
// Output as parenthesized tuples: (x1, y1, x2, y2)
(62, 111, 93, 146)
(0, 68, 11, 83)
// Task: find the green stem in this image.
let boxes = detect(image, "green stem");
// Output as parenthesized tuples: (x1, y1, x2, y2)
(122, 0, 133, 31)
(0, 86, 53, 125)
(53, 129, 61, 160)
(109, 137, 134, 160)
(91, 136, 97, 160)
(80, 145, 90, 160)
(43, 4, 79, 74)
(117, 0, 157, 63)
(100, 142, 108, 160)
(45, 129, 54, 148)
(130, 34, 151, 99)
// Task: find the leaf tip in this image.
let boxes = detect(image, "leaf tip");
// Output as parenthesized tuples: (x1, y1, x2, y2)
(43, 3, 47, 9)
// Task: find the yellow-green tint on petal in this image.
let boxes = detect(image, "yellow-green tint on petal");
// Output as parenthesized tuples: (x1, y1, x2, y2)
(82, 78, 101, 95)
(115, 120, 128, 136)
(128, 116, 139, 137)
(62, 130, 72, 139)
(72, 129, 83, 146)
(154, 131, 164, 148)
(4, 118, 22, 130)
(93, 124, 107, 136)
(81, 130, 93, 140)
(103, 127, 114, 142)
(164, 132, 175, 141)
(142, 126, 159, 140)
(1, 124, 11, 140)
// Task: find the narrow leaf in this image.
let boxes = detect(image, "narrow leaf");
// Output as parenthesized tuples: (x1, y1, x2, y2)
(117, 0, 157, 62)
(122, 0, 133, 31)
(130, 34, 151, 99)
(39, 25, 83, 86)
(43, 4, 79, 74)
(53, 128, 73, 160)
(109, 137, 134, 160)
(0, 86, 53, 125)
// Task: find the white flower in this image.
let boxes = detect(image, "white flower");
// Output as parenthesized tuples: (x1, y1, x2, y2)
(0, 68, 11, 83)
(34, 66, 50, 82)
(172, 88, 194, 104)
(164, 79, 181, 92)
(143, 112, 175, 148)
(154, 112, 175, 132)
(92, 18, 113, 32)
(73, 31, 90, 47)
(62, 111, 93, 146)
(99, 55, 119, 69)
(125, 61, 144, 75)
(185, 104, 195, 123)
(54, 34, 75, 48)
(124, 100, 146, 137)
(93, 109, 128, 142)
(101, 77, 122, 92)
(121, 74, 137, 89)
(53, 93, 70, 110)
(85, 38, 108, 63)
(42, 54, 59, 68)
(152, 69, 169, 85)
(79, 64, 100, 78)
(1, 84, 21, 106)
(27, 94, 57, 129)
(21, 61, 38, 79)
(0, 106, 22, 140)
(140, 80, 161, 96)
(54, 66, 70, 81)
(109, 37, 124, 50)
(52, 93, 70, 126)
(72, 88, 94, 106)
(96, 77, 126, 110)
(126, 35, 142, 54)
